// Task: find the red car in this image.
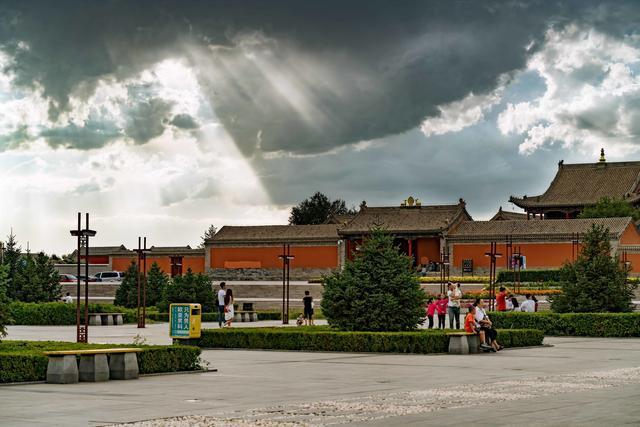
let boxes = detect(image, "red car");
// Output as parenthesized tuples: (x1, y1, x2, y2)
(59, 274, 77, 283)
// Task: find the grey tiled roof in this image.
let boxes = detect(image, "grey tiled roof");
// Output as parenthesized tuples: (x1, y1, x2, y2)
(339, 202, 471, 235)
(510, 161, 640, 209)
(211, 224, 340, 243)
(449, 217, 633, 241)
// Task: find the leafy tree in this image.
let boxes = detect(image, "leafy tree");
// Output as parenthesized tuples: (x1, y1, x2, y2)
(289, 191, 355, 225)
(33, 252, 62, 302)
(579, 197, 640, 221)
(321, 228, 426, 331)
(198, 224, 217, 249)
(114, 262, 142, 308)
(146, 262, 169, 307)
(158, 268, 214, 312)
(551, 224, 636, 313)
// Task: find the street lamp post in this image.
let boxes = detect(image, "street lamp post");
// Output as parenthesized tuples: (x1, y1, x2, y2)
(70, 212, 96, 343)
(484, 242, 502, 311)
(134, 237, 151, 328)
(278, 244, 295, 325)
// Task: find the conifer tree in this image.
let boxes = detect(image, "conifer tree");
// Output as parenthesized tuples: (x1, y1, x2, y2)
(551, 224, 636, 312)
(114, 262, 142, 308)
(159, 268, 214, 312)
(3, 231, 21, 300)
(321, 228, 426, 331)
(146, 262, 169, 307)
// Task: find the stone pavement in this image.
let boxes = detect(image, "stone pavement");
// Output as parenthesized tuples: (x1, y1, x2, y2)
(1, 336, 640, 426)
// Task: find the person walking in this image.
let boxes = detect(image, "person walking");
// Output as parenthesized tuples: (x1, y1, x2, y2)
(447, 283, 461, 329)
(426, 297, 437, 329)
(62, 292, 73, 303)
(302, 290, 314, 326)
(436, 293, 448, 329)
(224, 288, 235, 327)
(217, 282, 226, 328)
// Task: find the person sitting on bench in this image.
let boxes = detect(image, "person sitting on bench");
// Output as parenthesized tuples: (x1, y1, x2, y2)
(474, 299, 503, 352)
(464, 305, 492, 352)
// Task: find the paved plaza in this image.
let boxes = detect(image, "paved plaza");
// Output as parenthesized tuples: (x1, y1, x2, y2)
(2, 324, 640, 426)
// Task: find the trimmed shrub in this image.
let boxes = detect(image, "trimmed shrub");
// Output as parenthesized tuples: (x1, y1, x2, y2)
(0, 353, 49, 383)
(497, 270, 561, 283)
(158, 268, 214, 312)
(7, 302, 137, 325)
(146, 310, 323, 323)
(491, 312, 640, 337)
(0, 341, 201, 383)
(196, 327, 543, 353)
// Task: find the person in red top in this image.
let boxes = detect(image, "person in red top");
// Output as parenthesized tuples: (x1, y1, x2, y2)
(496, 286, 509, 312)
(426, 298, 438, 329)
(464, 305, 490, 351)
(435, 294, 448, 329)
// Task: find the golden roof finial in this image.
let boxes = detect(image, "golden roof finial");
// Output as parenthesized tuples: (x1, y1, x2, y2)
(599, 148, 606, 163)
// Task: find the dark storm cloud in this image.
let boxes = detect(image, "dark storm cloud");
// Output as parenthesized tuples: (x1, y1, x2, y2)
(170, 113, 199, 130)
(0, 0, 637, 154)
(40, 119, 122, 149)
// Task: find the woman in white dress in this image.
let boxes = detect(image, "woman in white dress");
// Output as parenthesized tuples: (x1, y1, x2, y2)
(224, 289, 235, 327)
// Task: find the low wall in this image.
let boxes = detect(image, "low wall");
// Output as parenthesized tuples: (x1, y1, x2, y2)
(55, 264, 110, 275)
(60, 283, 118, 304)
(208, 267, 336, 281)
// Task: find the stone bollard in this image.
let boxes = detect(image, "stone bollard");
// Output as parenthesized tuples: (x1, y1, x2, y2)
(114, 314, 124, 325)
(109, 353, 139, 380)
(448, 335, 469, 355)
(46, 355, 79, 384)
(104, 314, 114, 326)
(89, 315, 102, 326)
(79, 354, 110, 382)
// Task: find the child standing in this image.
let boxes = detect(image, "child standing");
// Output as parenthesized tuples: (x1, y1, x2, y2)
(436, 293, 448, 329)
(426, 298, 437, 329)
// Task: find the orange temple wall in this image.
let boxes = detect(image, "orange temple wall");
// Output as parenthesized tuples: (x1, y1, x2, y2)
(211, 245, 338, 269)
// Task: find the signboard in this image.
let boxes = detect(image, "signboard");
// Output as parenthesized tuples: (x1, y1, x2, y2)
(170, 304, 191, 338)
(462, 259, 473, 274)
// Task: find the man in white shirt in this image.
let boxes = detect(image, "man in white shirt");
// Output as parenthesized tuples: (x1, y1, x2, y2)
(447, 283, 461, 329)
(62, 292, 73, 304)
(474, 299, 502, 351)
(217, 282, 226, 328)
(520, 294, 536, 313)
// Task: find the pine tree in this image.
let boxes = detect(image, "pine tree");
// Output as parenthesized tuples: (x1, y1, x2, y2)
(35, 252, 62, 301)
(551, 224, 637, 312)
(198, 224, 217, 249)
(159, 268, 214, 312)
(3, 231, 22, 301)
(146, 262, 169, 307)
(321, 228, 426, 331)
(0, 264, 10, 339)
(114, 262, 142, 308)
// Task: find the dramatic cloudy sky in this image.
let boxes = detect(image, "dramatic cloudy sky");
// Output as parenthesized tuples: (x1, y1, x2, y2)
(1, 0, 640, 254)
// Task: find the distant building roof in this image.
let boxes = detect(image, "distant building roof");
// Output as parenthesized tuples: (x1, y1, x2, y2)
(149, 246, 204, 256)
(490, 207, 529, 221)
(211, 224, 340, 245)
(325, 213, 357, 226)
(449, 217, 633, 242)
(510, 160, 640, 210)
(74, 245, 130, 258)
(339, 200, 471, 236)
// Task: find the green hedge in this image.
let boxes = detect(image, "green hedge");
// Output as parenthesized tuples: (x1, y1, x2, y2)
(496, 270, 561, 283)
(0, 341, 201, 383)
(491, 312, 640, 337)
(196, 327, 543, 354)
(7, 302, 138, 325)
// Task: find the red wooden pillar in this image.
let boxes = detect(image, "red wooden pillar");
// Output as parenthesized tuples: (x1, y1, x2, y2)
(408, 239, 413, 257)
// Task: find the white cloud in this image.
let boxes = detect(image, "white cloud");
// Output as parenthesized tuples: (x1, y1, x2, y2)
(497, 25, 640, 156)
(420, 75, 508, 137)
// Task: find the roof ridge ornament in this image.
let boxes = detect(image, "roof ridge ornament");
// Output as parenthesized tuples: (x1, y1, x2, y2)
(599, 148, 606, 163)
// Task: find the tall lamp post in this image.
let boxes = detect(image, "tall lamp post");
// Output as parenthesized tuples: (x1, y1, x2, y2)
(484, 242, 502, 311)
(70, 212, 96, 343)
(134, 237, 151, 328)
(438, 248, 450, 295)
(278, 244, 295, 325)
